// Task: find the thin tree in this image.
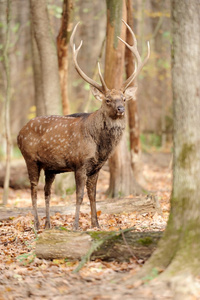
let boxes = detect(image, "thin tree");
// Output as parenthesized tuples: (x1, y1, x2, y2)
(57, 0, 73, 115)
(31, 22, 45, 116)
(139, 0, 200, 286)
(2, 0, 12, 205)
(125, 0, 143, 184)
(30, 0, 61, 116)
(105, 0, 143, 197)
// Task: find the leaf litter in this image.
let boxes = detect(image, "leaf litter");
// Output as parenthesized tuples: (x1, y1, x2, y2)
(0, 153, 175, 299)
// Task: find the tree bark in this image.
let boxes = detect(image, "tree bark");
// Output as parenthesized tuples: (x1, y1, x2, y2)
(151, 0, 167, 148)
(30, 0, 61, 115)
(125, 0, 144, 186)
(31, 22, 46, 116)
(139, 0, 200, 280)
(105, 0, 142, 197)
(2, 0, 12, 205)
(36, 229, 162, 262)
(57, 0, 73, 115)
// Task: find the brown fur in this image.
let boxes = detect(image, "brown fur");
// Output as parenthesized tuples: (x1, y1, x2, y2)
(17, 90, 127, 229)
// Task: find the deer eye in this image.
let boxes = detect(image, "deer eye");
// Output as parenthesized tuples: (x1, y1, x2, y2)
(123, 97, 126, 102)
(106, 99, 111, 104)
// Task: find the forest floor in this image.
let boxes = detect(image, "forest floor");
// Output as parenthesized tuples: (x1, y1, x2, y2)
(0, 151, 196, 299)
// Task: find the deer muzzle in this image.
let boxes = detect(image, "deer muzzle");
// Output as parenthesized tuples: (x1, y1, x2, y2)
(117, 106, 125, 115)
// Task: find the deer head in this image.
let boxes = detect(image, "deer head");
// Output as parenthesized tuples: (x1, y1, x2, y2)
(70, 20, 150, 117)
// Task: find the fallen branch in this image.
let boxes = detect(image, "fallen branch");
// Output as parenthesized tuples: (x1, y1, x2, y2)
(36, 228, 162, 264)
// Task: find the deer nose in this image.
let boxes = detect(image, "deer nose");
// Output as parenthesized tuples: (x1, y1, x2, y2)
(117, 106, 125, 113)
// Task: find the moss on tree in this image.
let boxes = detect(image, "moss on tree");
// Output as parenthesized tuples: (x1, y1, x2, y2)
(178, 143, 195, 169)
(106, 0, 122, 48)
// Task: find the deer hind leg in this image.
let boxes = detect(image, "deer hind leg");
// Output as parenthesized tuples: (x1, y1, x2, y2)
(44, 170, 56, 229)
(86, 172, 100, 228)
(27, 161, 41, 230)
(73, 169, 87, 230)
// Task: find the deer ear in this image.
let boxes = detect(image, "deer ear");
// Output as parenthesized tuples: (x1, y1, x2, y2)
(124, 86, 138, 101)
(90, 86, 104, 102)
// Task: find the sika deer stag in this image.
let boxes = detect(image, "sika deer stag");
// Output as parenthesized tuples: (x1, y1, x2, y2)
(17, 20, 150, 230)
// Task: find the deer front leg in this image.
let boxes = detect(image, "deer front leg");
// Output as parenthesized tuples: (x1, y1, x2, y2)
(86, 172, 100, 228)
(31, 182, 40, 230)
(27, 162, 41, 230)
(73, 169, 87, 230)
(44, 171, 56, 229)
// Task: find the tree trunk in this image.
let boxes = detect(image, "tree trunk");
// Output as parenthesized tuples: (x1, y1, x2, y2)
(139, 0, 200, 280)
(105, 0, 142, 197)
(2, 0, 12, 205)
(31, 22, 46, 116)
(151, 0, 167, 148)
(36, 229, 162, 262)
(57, 0, 73, 115)
(125, 0, 144, 186)
(30, 0, 61, 115)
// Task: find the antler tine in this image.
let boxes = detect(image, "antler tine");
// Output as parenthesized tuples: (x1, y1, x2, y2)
(118, 19, 150, 92)
(98, 62, 108, 93)
(70, 23, 107, 93)
(121, 19, 138, 50)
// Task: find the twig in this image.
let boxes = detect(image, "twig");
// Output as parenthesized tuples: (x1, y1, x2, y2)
(72, 239, 103, 273)
(31, 227, 38, 239)
(150, 16, 164, 41)
(121, 230, 143, 265)
(73, 227, 135, 273)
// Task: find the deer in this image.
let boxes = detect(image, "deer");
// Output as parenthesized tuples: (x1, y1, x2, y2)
(17, 20, 150, 230)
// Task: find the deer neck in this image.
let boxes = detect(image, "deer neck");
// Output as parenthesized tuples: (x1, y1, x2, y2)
(87, 109, 125, 160)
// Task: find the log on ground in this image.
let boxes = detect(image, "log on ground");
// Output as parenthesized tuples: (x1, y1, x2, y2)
(35, 229, 162, 262)
(0, 161, 30, 189)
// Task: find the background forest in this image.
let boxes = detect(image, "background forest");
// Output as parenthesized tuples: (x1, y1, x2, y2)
(0, 0, 172, 157)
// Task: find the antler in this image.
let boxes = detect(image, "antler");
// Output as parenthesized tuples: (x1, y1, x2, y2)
(70, 22, 108, 94)
(118, 19, 150, 92)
